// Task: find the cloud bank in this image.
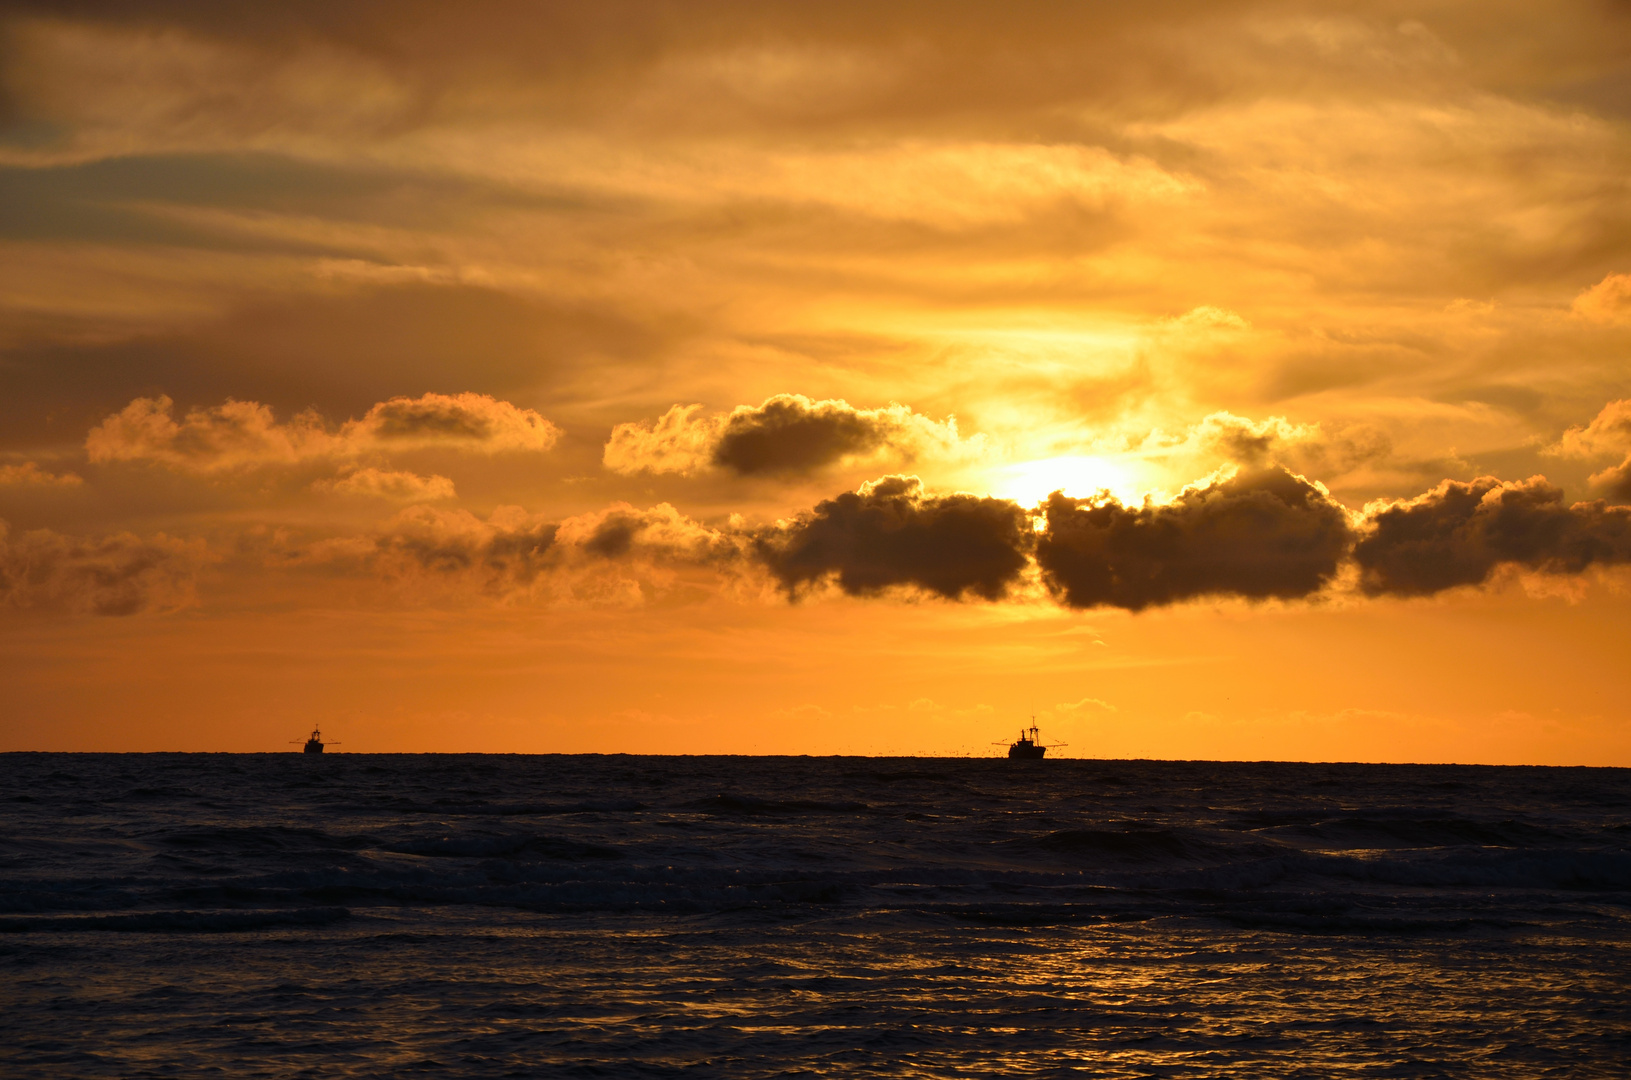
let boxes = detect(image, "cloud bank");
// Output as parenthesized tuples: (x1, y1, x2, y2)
(20, 463, 1631, 616)
(604, 395, 977, 478)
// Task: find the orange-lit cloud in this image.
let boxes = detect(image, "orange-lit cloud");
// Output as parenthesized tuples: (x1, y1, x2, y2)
(0, 462, 83, 488)
(85, 393, 561, 472)
(311, 467, 456, 502)
(1549, 399, 1631, 502)
(1572, 273, 1631, 324)
(0, 521, 206, 616)
(287, 500, 748, 606)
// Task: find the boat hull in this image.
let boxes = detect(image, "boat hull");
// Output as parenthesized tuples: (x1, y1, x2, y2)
(303, 741, 324, 754)
(1007, 744, 1046, 759)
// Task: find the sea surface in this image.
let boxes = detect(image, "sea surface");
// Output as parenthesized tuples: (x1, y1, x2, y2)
(2, 753, 1629, 1078)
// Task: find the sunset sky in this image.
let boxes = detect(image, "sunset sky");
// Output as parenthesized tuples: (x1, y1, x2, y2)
(3, 1, 1630, 761)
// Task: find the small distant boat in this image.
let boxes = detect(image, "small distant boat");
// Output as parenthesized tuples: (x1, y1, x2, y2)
(291, 727, 339, 754)
(997, 720, 1062, 760)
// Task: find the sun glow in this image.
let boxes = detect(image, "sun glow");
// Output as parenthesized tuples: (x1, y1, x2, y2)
(990, 455, 1136, 508)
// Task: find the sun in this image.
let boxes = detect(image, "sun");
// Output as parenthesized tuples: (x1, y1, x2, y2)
(990, 455, 1134, 508)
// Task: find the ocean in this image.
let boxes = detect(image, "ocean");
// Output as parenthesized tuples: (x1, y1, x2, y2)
(2, 753, 1628, 1077)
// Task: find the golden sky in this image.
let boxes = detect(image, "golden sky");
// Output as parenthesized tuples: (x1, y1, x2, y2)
(3, 1, 1631, 761)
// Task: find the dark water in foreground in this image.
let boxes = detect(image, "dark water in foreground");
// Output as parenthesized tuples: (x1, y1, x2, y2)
(2, 754, 1629, 1078)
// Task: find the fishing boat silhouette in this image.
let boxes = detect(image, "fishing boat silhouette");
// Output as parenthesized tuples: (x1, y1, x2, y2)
(995, 718, 1063, 759)
(291, 727, 339, 754)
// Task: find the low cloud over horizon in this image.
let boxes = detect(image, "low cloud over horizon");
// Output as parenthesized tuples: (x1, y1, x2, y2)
(10, 430, 1631, 617)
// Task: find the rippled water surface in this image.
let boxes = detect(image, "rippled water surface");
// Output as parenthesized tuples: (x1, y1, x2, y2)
(3, 753, 1629, 1077)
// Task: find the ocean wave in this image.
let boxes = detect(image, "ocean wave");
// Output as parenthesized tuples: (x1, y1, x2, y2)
(682, 794, 870, 815)
(388, 799, 651, 816)
(155, 825, 370, 852)
(0, 906, 350, 933)
(1274, 814, 1570, 849)
(1028, 828, 1194, 861)
(378, 833, 623, 860)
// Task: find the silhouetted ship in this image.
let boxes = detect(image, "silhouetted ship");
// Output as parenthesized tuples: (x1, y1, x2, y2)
(292, 727, 338, 754)
(1001, 722, 1061, 759)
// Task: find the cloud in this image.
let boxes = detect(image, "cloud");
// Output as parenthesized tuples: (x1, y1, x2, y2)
(363, 505, 561, 598)
(1571, 273, 1631, 324)
(4, 17, 417, 159)
(1141, 411, 1393, 478)
(87, 397, 327, 471)
(357, 393, 560, 452)
(1353, 476, 1631, 597)
(1547, 399, 1631, 502)
(311, 467, 456, 502)
(1587, 461, 1631, 504)
(1551, 399, 1631, 460)
(604, 394, 979, 477)
(1168, 306, 1250, 331)
(602, 403, 717, 476)
(1053, 697, 1117, 716)
(1035, 467, 1354, 611)
(554, 502, 742, 566)
(753, 475, 1032, 600)
(0, 462, 83, 488)
(0, 520, 206, 615)
(305, 500, 744, 603)
(85, 392, 561, 472)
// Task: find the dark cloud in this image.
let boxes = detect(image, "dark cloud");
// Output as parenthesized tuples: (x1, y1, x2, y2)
(713, 396, 891, 475)
(754, 475, 1031, 600)
(605, 394, 969, 477)
(0, 520, 206, 615)
(1036, 467, 1353, 611)
(1353, 476, 1631, 597)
